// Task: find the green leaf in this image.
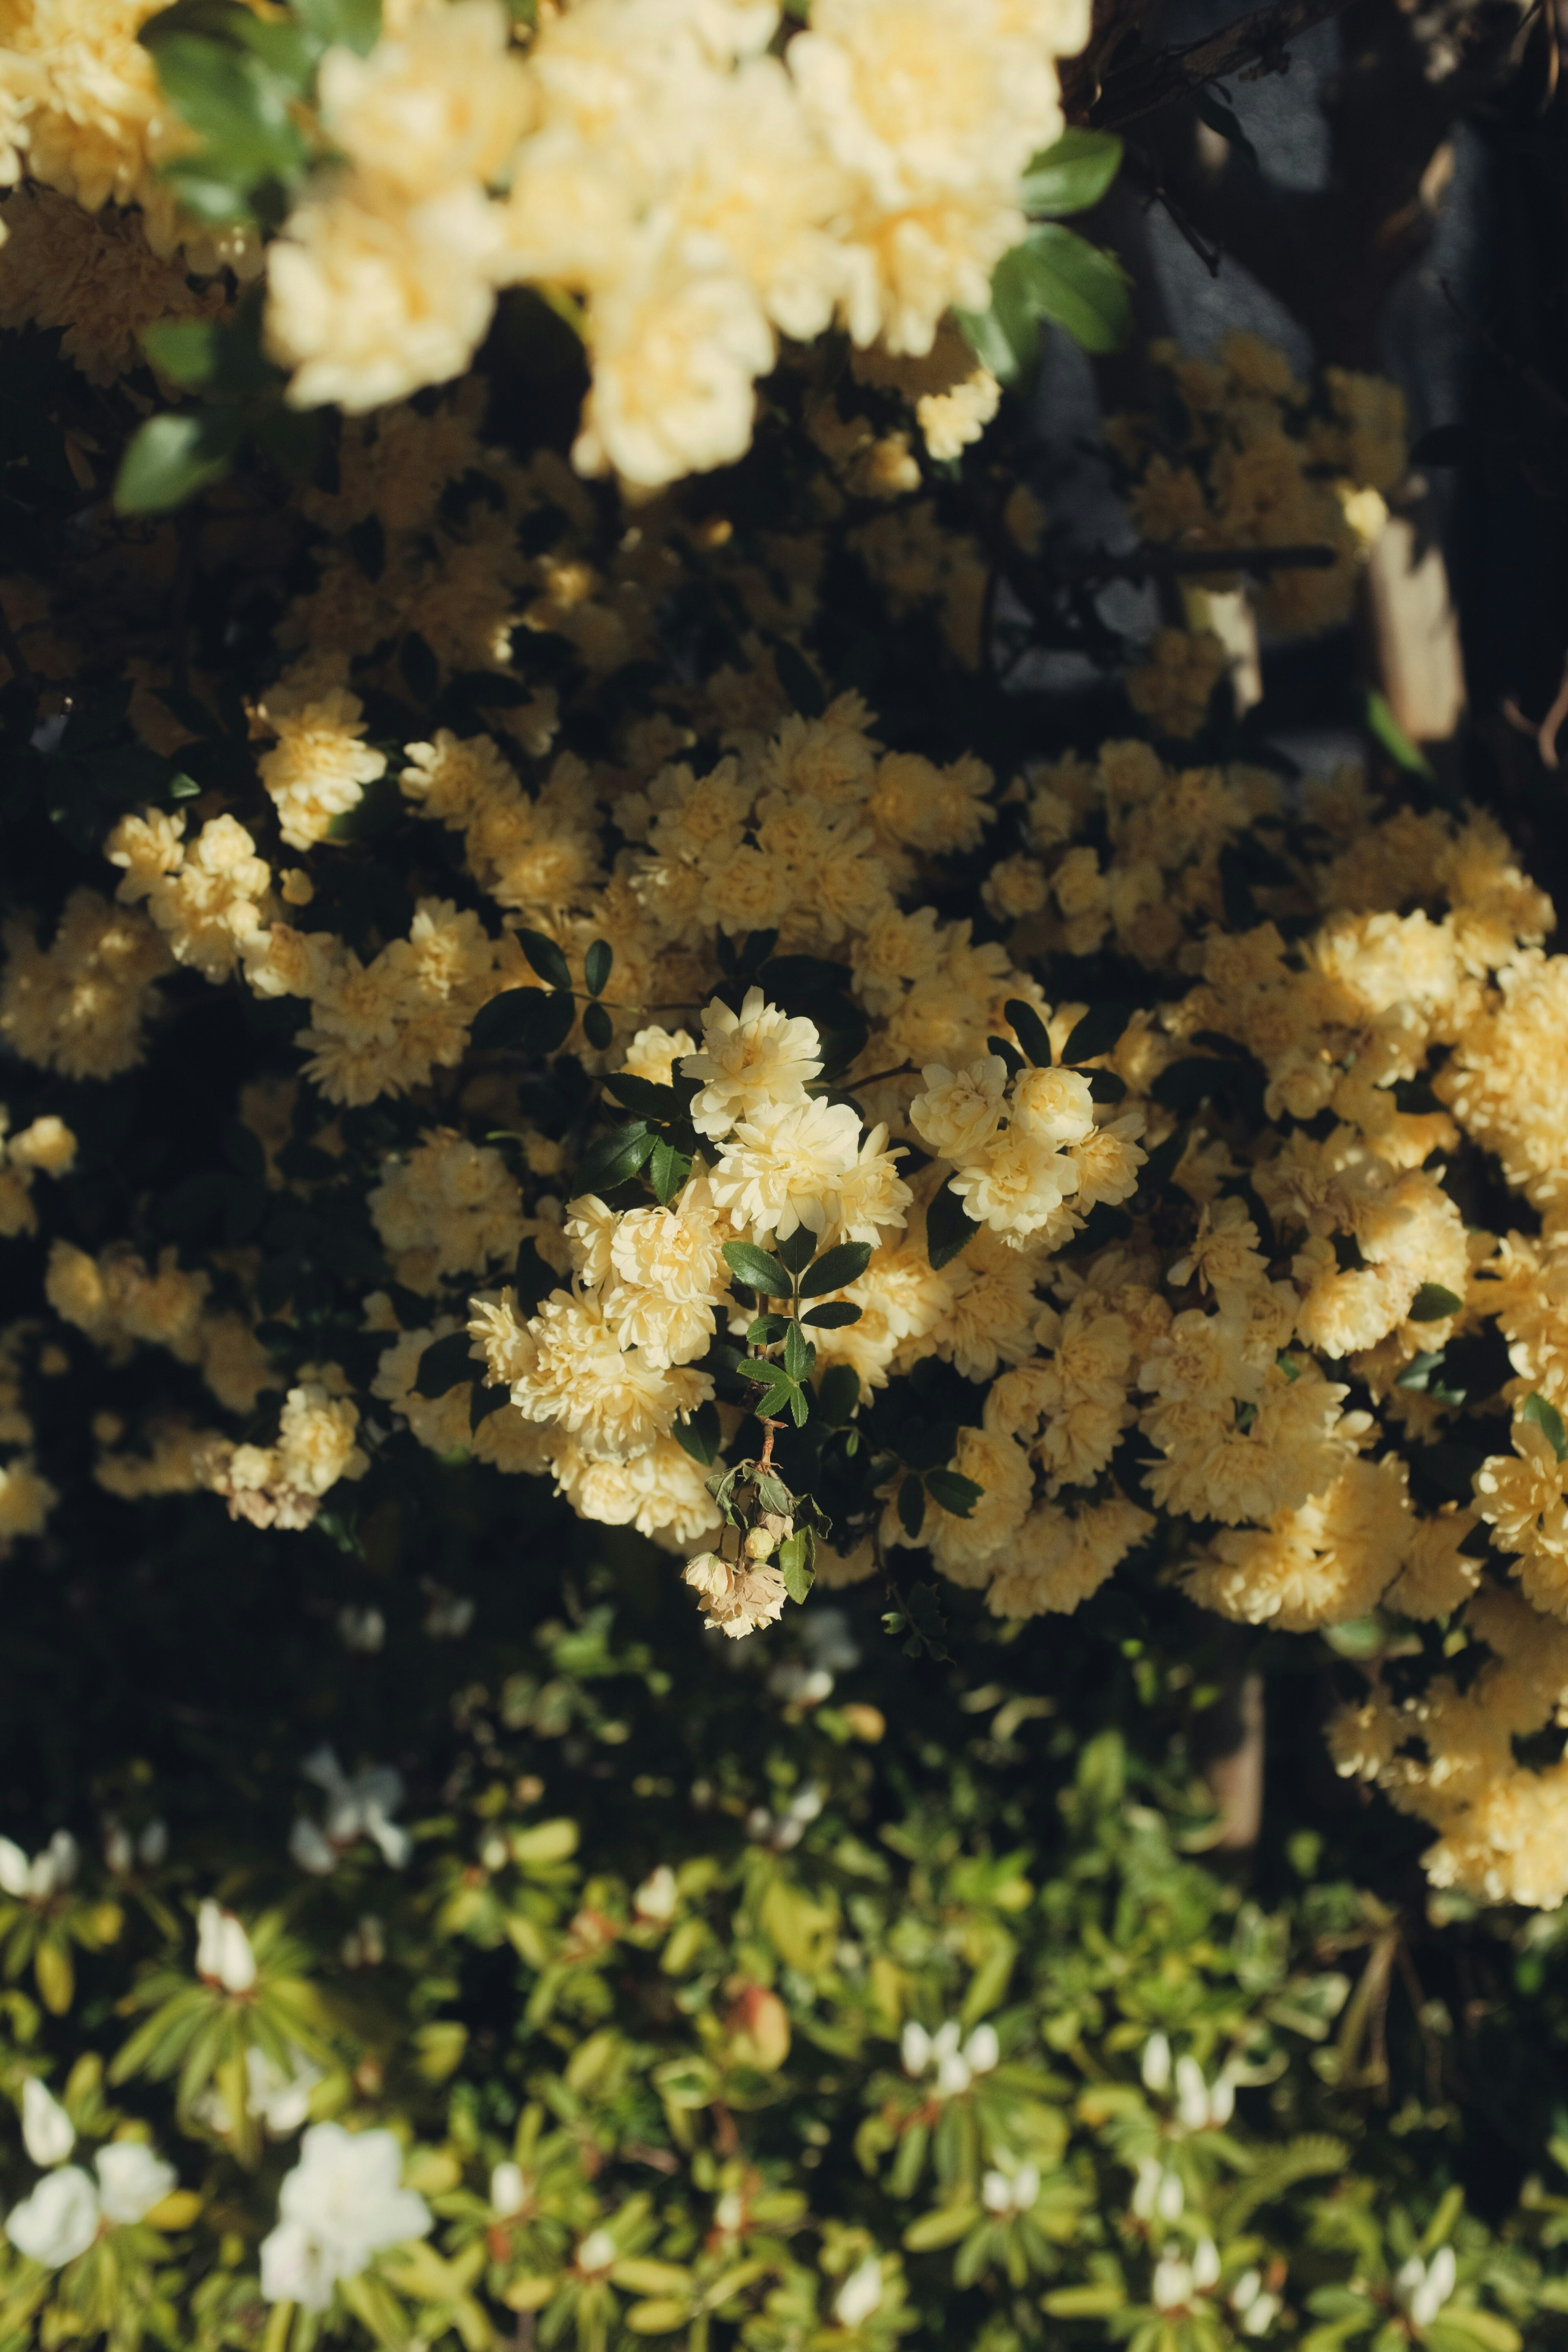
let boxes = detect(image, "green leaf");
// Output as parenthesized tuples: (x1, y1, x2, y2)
(1149, 1055, 1246, 1111)
(1522, 1391, 1568, 1461)
(1087, 1067, 1128, 1102)
(898, 1475, 925, 1541)
(782, 1322, 815, 1383)
(604, 1073, 683, 1121)
(648, 1138, 691, 1206)
(469, 986, 576, 1057)
(778, 1529, 815, 1604)
(723, 1241, 792, 1298)
(926, 1469, 983, 1519)
(114, 408, 242, 516)
(802, 1301, 863, 1330)
(512, 1235, 558, 1313)
(144, 28, 308, 204)
(1367, 689, 1435, 781)
(416, 1332, 475, 1399)
(139, 318, 224, 391)
(903, 1582, 951, 1661)
(1409, 1283, 1463, 1321)
(295, 0, 382, 54)
(672, 1401, 721, 1467)
(584, 939, 613, 997)
(775, 1224, 819, 1278)
(748, 1315, 788, 1344)
(800, 1241, 873, 1297)
(773, 640, 826, 718)
(582, 1000, 614, 1052)
(1020, 128, 1123, 217)
(926, 1182, 978, 1272)
(815, 1365, 861, 1426)
(1062, 1000, 1133, 1066)
(955, 244, 1045, 390)
(515, 928, 573, 991)
(757, 1382, 797, 1422)
(1015, 224, 1132, 356)
(1003, 998, 1055, 1068)
(1192, 84, 1259, 170)
(575, 1122, 655, 1197)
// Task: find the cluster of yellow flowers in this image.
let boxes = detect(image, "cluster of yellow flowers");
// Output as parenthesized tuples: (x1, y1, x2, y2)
(1, 39, 1565, 1911)
(263, 0, 1086, 484)
(1107, 331, 1407, 662)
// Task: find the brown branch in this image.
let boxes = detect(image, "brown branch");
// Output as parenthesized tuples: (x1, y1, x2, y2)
(1087, 0, 1355, 129)
(1056, 542, 1337, 586)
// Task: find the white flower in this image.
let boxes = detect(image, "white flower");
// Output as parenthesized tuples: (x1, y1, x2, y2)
(1152, 2248, 1195, 2312)
(909, 1055, 1008, 1160)
(633, 1865, 679, 1924)
(833, 2254, 884, 2326)
(95, 2141, 176, 2225)
(246, 2046, 323, 2136)
(982, 2160, 1039, 2215)
(1231, 2268, 1281, 2335)
(1140, 2031, 1171, 2093)
(899, 2016, 998, 2096)
(576, 2226, 618, 2276)
(1192, 2238, 1221, 2290)
(21, 2080, 74, 2167)
(260, 2123, 432, 2312)
(0, 1830, 78, 1901)
(491, 2161, 527, 2218)
(291, 1748, 410, 1874)
(1131, 2158, 1185, 2222)
(681, 987, 823, 1140)
(1172, 2051, 1231, 2130)
(196, 1900, 257, 1993)
(1396, 2245, 1456, 2331)
(6, 2166, 99, 2267)
(709, 1094, 863, 1239)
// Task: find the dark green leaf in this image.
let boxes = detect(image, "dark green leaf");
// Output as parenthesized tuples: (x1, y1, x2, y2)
(723, 1240, 792, 1297)
(416, 1332, 475, 1400)
(1192, 85, 1259, 172)
(773, 640, 826, 718)
(800, 1241, 873, 1297)
(737, 1358, 788, 1386)
(955, 243, 1043, 390)
(748, 1316, 788, 1345)
(514, 927, 573, 991)
(1087, 1068, 1128, 1102)
(1003, 998, 1055, 1068)
(926, 1469, 984, 1519)
(672, 1401, 721, 1467)
(789, 1384, 810, 1427)
(584, 938, 613, 997)
(802, 1302, 863, 1330)
(603, 1072, 681, 1121)
(1062, 1001, 1133, 1065)
(114, 408, 242, 516)
(1523, 1392, 1568, 1462)
(469, 986, 575, 1056)
(648, 1138, 691, 1206)
(756, 1382, 797, 1422)
(513, 1236, 558, 1314)
(220, 1119, 266, 1183)
(582, 1000, 613, 1052)
(927, 1182, 978, 1272)
(1016, 224, 1132, 356)
(815, 1365, 861, 1426)
(400, 630, 440, 704)
(898, 1475, 926, 1541)
(1149, 1056, 1246, 1111)
(903, 1582, 952, 1662)
(1409, 1283, 1463, 1322)
(778, 1528, 815, 1605)
(783, 1322, 815, 1383)
(1019, 128, 1123, 217)
(574, 1122, 654, 1197)
(775, 1223, 819, 1278)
